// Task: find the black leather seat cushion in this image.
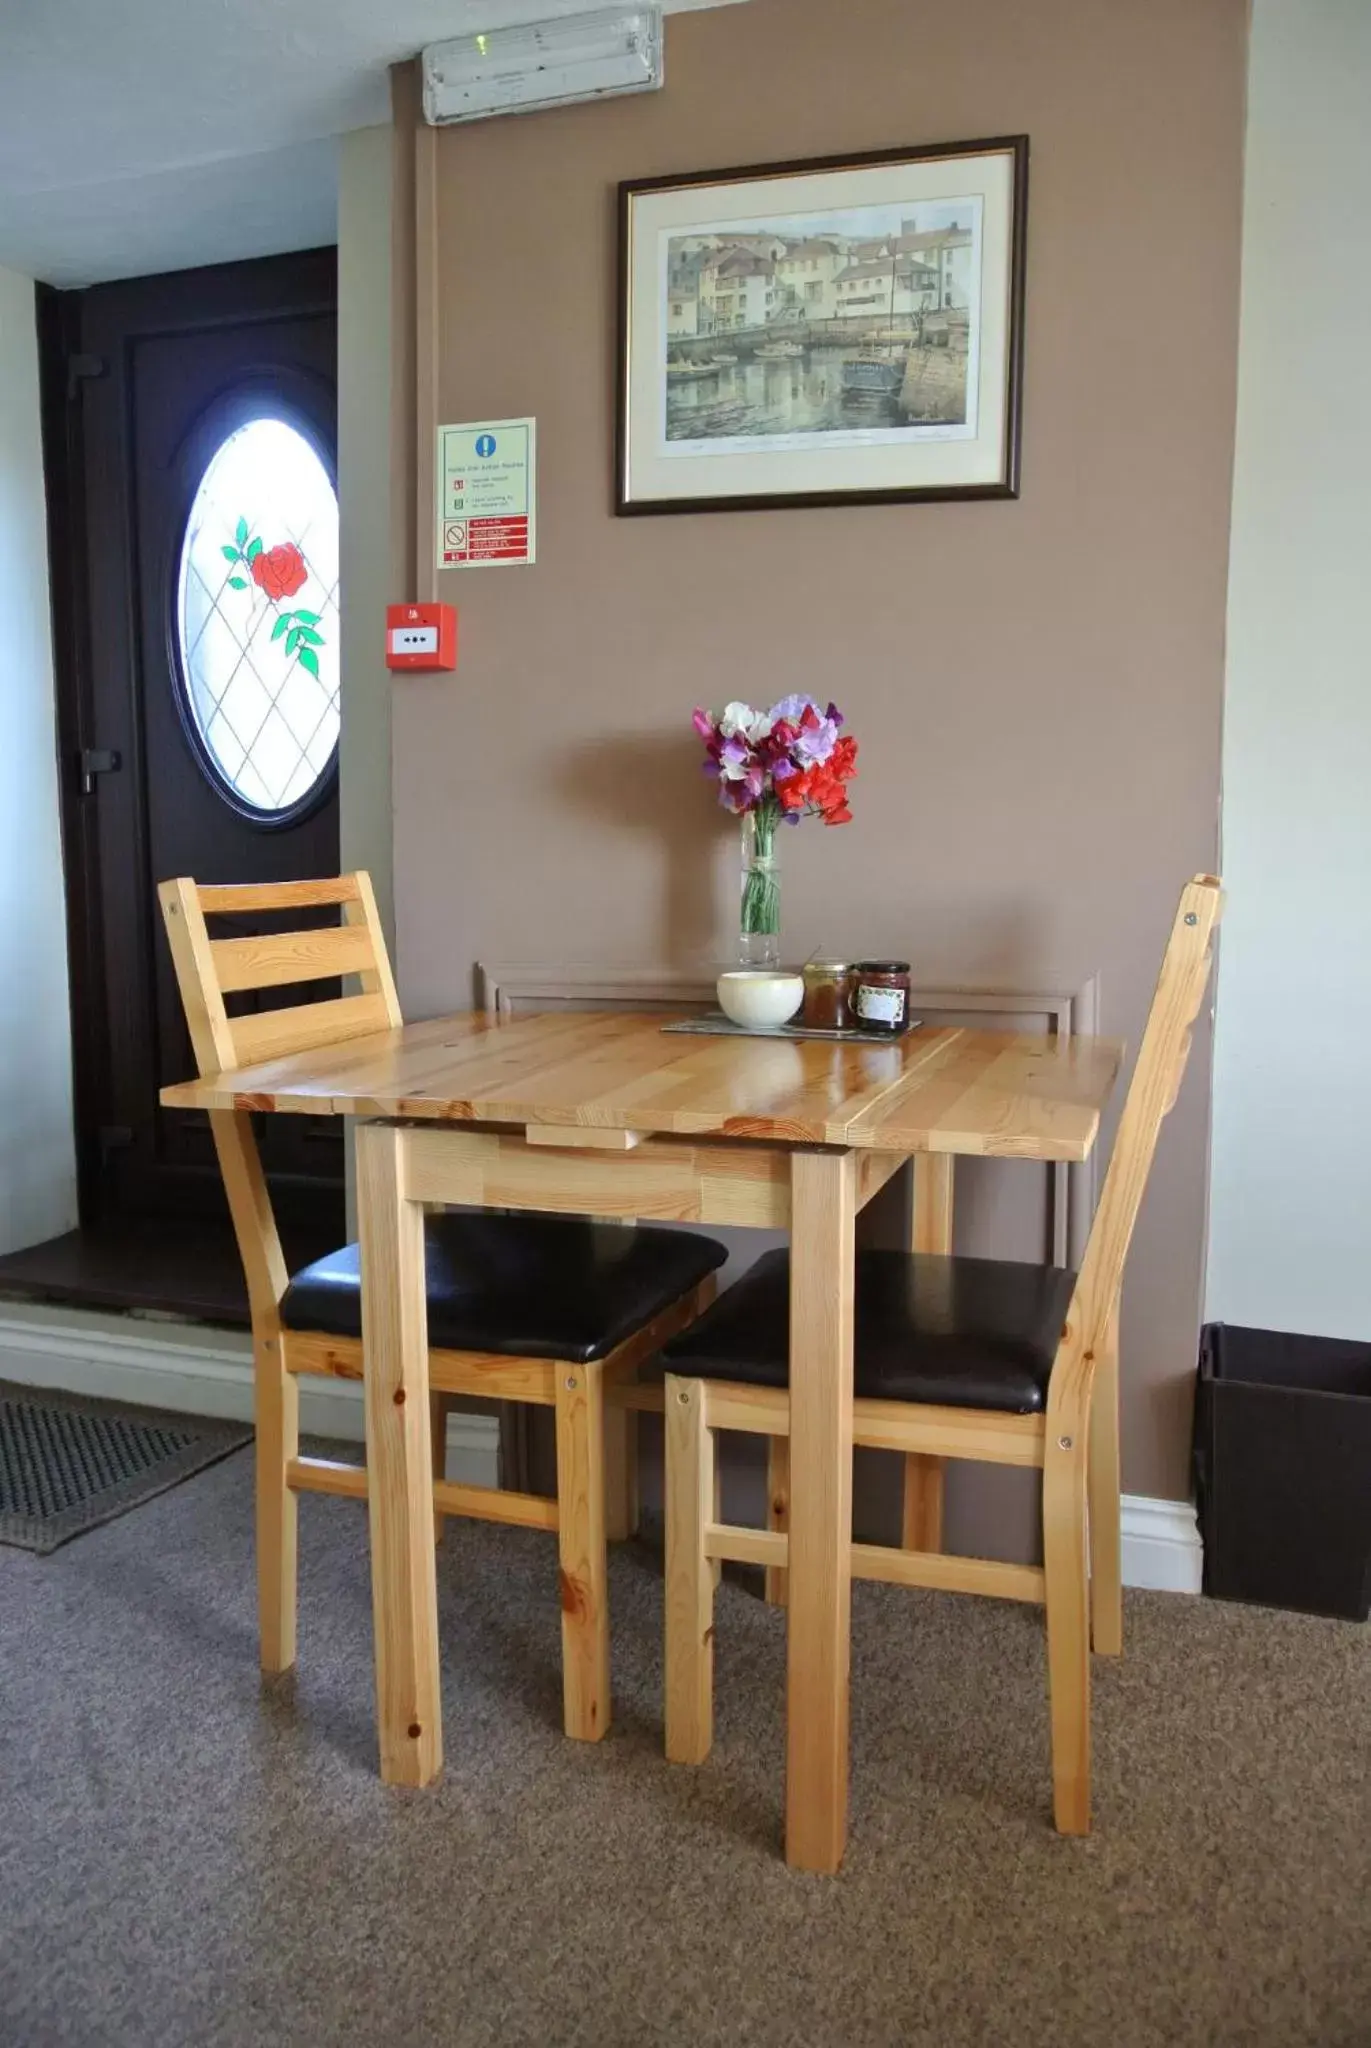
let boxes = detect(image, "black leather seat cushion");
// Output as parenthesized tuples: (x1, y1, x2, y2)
(282, 1213, 727, 1366)
(662, 1248, 1076, 1414)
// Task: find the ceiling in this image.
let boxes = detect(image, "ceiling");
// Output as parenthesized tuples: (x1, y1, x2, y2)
(0, 0, 744, 288)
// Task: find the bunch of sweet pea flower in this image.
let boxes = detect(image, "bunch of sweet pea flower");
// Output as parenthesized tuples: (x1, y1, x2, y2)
(691, 695, 857, 828)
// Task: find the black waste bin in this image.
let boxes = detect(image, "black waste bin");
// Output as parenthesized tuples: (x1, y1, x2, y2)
(1194, 1323, 1371, 1620)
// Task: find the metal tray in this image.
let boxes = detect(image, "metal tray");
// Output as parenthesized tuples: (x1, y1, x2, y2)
(660, 1011, 919, 1044)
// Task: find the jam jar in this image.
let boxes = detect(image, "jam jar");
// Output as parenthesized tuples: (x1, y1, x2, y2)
(801, 958, 854, 1031)
(852, 960, 911, 1034)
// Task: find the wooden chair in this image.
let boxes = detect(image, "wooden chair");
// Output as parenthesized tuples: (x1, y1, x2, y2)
(661, 876, 1223, 1833)
(159, 872, 725, 1740)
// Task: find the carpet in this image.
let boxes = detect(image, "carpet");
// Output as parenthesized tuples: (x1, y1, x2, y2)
(0, 1444, 1366, 2047)
(0, 1380, 251, 1553)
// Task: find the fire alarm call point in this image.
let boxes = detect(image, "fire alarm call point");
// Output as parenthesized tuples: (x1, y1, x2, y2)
(385, 602, 457, 672)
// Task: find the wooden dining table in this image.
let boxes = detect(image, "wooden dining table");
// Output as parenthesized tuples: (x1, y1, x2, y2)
(164, 1009, 1121, 1873)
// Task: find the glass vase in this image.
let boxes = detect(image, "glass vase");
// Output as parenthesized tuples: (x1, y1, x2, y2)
(739, 807, 781, 966)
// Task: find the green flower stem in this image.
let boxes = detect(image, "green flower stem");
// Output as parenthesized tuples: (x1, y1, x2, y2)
(740, 800, 781, 936)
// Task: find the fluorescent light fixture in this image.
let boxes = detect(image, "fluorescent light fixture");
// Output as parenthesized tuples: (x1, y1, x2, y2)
(422, 8, 664, 125)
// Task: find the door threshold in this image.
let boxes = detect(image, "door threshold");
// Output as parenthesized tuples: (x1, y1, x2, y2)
(0, 1215, 338, 1329)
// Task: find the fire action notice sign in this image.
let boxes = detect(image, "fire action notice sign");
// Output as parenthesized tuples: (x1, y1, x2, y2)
(437, 417, 536, 569)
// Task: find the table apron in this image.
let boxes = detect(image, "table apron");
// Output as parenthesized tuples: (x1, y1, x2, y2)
(384, 1122, 908, 1230)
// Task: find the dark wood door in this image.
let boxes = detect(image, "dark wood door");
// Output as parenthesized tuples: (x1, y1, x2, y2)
(41, 250, 345, 1235)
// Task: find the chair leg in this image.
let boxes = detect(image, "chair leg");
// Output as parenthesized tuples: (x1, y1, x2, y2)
(765, 1434, 789, 1607)
(603, 1398, 638, 1543)
(430, 1393, 449, 1546)
(254, 1329, 299, 1675)
(901, 1453, 945, 1552)
(665, 1375, 715, 1765)
(1088, 1309, 1123, 1656)
(1043, 1432, 1092, 1835)
(554, 1363, 611, 1742)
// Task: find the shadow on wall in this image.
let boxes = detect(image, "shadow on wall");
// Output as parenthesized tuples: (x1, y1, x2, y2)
(554, 731, 734, 965)
(554, 728, 1062, 986)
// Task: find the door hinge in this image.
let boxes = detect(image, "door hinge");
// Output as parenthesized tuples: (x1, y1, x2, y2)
(98, 1125, 134, 1160)
(67, 352, 106, 401)
(79, 747, 121, 795)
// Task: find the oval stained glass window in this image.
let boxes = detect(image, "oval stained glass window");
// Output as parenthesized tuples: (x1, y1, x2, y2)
(175, 417, 340, 817)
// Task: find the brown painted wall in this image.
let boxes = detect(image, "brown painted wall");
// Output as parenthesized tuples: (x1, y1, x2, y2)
(391, 0, 1247, 1501)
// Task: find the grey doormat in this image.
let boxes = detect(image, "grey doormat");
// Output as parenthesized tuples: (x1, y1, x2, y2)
(0, 1381, 252, 1554)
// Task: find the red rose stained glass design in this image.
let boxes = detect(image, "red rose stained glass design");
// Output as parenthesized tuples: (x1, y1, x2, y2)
(176, 418, 339, 814)
(250, 542, 307, 602)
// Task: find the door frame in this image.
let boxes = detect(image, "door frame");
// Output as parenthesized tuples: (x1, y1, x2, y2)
(36, 248, 339, 1224)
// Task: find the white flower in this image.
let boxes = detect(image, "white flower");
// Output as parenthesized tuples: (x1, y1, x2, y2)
(718, 701, 772, 743)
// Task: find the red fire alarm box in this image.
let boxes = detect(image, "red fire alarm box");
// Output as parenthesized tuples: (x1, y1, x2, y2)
(385, 602, 457, 672)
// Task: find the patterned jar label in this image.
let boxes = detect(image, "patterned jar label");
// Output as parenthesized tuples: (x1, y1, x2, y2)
(855, 982, 906, 1025)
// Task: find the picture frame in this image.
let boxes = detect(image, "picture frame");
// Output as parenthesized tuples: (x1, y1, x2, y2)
(616, 135, 1028, 516)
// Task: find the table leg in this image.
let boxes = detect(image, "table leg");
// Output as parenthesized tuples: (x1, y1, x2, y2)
(602, 1397, 638, 1543)
(764, 1435, 789, 1608)
(430, 1393, 449, 1546)
(911, 1151, 955, 1255)
(785, 1147, 857, 1874)
(357, 1120, 443, 1787)
(903, 1153, 955, 1553)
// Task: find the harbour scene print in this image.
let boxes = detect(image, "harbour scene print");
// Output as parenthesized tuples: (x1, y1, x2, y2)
(662, 198, 981, 448)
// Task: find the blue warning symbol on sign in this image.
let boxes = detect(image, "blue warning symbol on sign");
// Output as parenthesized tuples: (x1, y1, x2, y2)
(475, 433, 497, 458)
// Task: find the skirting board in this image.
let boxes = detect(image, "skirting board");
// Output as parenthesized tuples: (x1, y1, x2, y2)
(0, 1306, 500, 1486)
(1118, 1492, 1203, 1594)
(0, 1305, 1204, 1590)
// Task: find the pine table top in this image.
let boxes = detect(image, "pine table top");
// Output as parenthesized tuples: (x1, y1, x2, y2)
(162, 1010, 1123, 1163)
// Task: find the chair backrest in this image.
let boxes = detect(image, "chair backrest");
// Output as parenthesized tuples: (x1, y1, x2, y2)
(158, 872, 402, 1078)
(1064, 874, 1224, 1372)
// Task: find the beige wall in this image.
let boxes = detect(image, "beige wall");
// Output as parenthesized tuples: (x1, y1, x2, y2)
(390, 0, 1247, 1501)
(338, 124, 397, 946)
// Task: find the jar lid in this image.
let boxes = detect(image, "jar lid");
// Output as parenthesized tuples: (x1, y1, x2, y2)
(856, 960, 911, 975)
(803, 958, 852, 976)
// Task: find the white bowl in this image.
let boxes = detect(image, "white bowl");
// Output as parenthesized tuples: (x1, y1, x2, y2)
(716, 970, 805, 1030)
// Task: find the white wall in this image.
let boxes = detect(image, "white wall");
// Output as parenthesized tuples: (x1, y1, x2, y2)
(0, 264, 78, 1253)
(1206, 0, 1371, 1339)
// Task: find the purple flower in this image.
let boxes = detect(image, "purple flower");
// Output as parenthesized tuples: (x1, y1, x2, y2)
(765, 693, 845, 764)
(792, 712, 840, 766)
(717, 733, 754, 780)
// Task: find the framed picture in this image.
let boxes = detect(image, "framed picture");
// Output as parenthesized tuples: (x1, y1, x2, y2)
(616, 135, 1027, 516)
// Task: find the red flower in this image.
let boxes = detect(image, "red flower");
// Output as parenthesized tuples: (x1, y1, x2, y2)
(775, 735, 858, 825)
(251, 542, 307, 603)
(811, 737, 858, 825)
